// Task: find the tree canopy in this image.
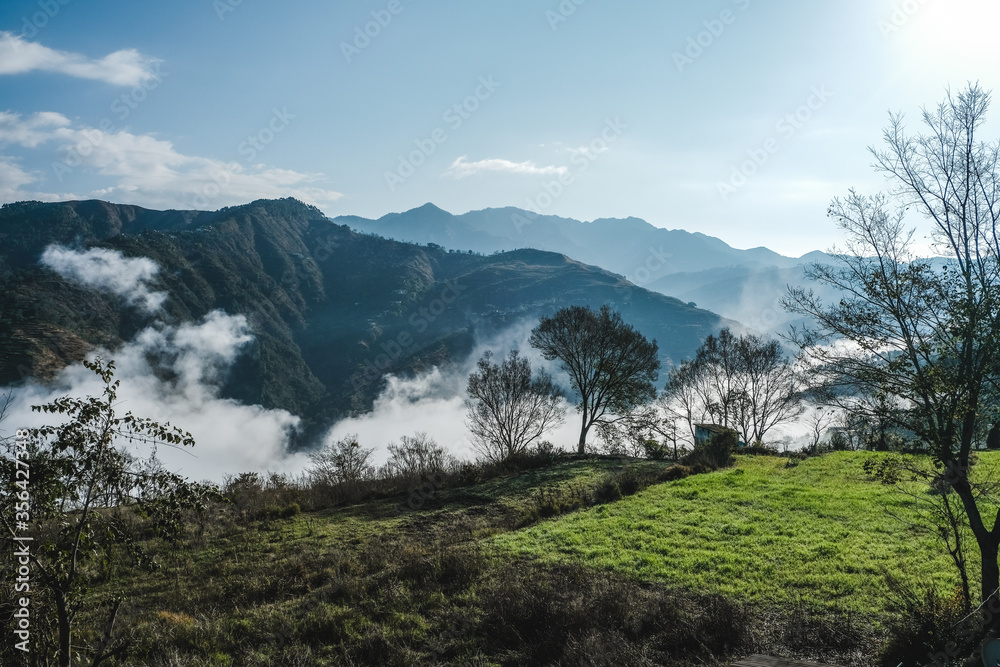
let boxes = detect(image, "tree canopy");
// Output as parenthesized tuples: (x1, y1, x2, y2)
(663, 328, 801, 446)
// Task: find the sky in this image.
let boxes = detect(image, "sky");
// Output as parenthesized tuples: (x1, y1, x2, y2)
(1, 0, 999, 255)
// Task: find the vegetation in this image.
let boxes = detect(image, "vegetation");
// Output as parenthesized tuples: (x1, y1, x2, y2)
(0, 359, 218, 666)
(530, 305, 660, 454)
(786, 83, 1000, 630)
(5, 443, 983, 665)
(663, 327, 801, 446)
(465, 350, 565, 464)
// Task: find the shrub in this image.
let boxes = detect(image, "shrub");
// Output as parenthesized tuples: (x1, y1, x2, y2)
(658, 464, 692, 482)
(683, 431, 737, 471)
(616, 467, 642, 496)
(741, 441, 778, 456)
(879, 577, 970, 666)
(642, 439, 671, 460)
(593, 479, 622, 504)
(384, 432, 456, 484)
(505, 440, 562, 471)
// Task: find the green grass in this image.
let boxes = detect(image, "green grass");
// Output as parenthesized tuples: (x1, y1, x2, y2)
(10, 451, 985, 665)
(491, 452, 978, 614)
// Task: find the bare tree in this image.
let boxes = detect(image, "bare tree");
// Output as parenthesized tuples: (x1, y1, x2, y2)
(784, 83, 1000, 618)
(663, 328, 802, 446)
(530, 305, 660, 454)
(308, 433, 374, 501)
(804, 406, 838, 450)
(465, 350, 565, 463)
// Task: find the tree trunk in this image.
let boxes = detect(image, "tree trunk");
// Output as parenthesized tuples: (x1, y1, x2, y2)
(56, 589, 72, 667)
(981, 539, 1000, 608)
(577, 421, 589, 455)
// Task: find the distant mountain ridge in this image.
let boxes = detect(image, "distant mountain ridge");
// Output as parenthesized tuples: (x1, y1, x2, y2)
(337, 204, 826, 275)
(337, 204, 834, 332)
(0, 198, 735, 447)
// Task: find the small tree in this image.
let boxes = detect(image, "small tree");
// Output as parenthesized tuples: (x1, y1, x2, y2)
(308, 434, 374, 503)
(309, 434, 374, 485)
(0, 358, 215, 667)
(465, 350, 565, 464)
(530, 305, 660, 454)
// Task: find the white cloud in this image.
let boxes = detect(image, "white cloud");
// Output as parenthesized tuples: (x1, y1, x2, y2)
(0, 32, 161, 86)
(444, 155, 569, 179)
(0, 156, 35, 199)
(1, 310, 307, 483)
(0, 111, 344, 210)
(40, 245, 167, 313)
(0, 111, 71, 147)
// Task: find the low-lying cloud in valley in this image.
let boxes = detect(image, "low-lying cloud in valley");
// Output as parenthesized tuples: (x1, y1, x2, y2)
(323, 322, 581, 466)
(2, 247, 309, 482)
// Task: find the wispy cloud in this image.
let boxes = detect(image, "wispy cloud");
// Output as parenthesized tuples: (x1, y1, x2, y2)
(0, 32, 161, 86)
(41, 245, 168, 313)
(0, 111, 344, 210)
(444, 155, 568, 179)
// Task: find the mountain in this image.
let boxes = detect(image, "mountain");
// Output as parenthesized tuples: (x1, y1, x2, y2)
(338, 205, 835, 332)
(0, 199, 735, 446)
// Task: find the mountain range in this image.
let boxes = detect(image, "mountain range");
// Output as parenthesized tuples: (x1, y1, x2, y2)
(0, 198, 736, 447)
(338, 204, 835, 332)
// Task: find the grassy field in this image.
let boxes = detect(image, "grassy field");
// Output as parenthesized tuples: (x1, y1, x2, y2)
(5, 451, 983, 665)
(492, 452, 975, 614)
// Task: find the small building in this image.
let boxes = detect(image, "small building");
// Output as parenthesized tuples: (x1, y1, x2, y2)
(694, 423, 744, 447)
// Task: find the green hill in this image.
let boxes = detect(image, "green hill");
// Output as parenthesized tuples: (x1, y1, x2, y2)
(48, 451, 973, 665)
(492, 452, 966, 614)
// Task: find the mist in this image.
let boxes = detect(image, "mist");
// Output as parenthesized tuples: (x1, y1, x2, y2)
(322, 320, 582, 466)
(40, 245, 168, 313)
(1, 246, 311, 483)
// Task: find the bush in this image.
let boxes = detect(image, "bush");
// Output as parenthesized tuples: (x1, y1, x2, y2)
(683, 430, 738, 471)
(384, 432, 456, 483)
(616, 467, 643, 496)
(658, 464, 692, 481)
(308, 434, 375, 506)
(505, 440, 563, 471)
(741, 441, 778, 456)
(593, 479, 622, 504)
(642, 439, 671, 460)
(879, 577, 970, 666)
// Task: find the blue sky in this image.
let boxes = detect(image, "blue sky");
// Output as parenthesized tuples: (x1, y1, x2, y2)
(1, 0, 998, 256)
